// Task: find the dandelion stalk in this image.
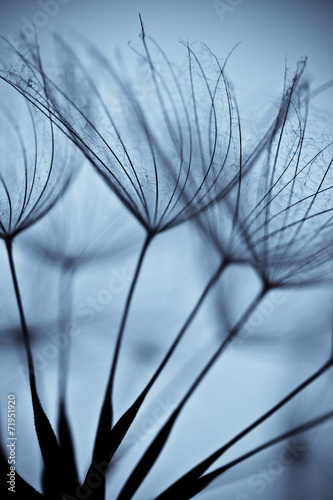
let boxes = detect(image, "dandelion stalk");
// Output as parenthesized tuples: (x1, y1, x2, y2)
(95, 260, 228, 467)
(188, 409, 333, 499)
(5, 239, 35, 383)
(56, 264, 79, 496)
(2, 24, 333, 500)
(4, 237, 63, 491)
(156, 356, 333, 499)
(92, 232, 153, 465)
(79, 258, 227, 499)
(117, 286, 268, 500)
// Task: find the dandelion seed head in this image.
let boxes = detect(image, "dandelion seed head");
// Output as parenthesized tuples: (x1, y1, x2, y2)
(0, 33, 243, 236)
(0, 79, 79, 239)
(200, 60, 333, 288)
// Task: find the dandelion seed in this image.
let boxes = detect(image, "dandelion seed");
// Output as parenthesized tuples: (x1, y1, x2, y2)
(200, 60, 333, 288)
(0, 31, 242, 234)
(2, 25, 332, 500)
(0, 79, 80, 496)
(0, 30, 246, 479)
(0, 81, 77, 240)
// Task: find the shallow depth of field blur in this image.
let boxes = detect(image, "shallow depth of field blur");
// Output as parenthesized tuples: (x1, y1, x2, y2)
(1, 1, 333, 499)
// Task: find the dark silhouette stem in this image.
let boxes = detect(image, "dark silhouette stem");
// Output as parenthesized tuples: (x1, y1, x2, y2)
(156, 357, 333, 499)
(192, 409, 333, 497)
(93, 232, 153, 460)
(109, 232, 153, 409)
(177, 287, 268, 414)
(107, 259, 227, 461)
(117, 287, 268, 500)
(5, 237, 62, 484)
(56, 264, 79, 494)
(5, 238, 36, 390)
(141, 259, 227, 397)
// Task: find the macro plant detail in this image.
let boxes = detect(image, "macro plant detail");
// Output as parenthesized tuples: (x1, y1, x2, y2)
(3, 20, 243, 234)
(0, 82, 76, 240)
(200, 59, 333, 288)
(0, 78, 79, 498)
(0, 18, 333, 500)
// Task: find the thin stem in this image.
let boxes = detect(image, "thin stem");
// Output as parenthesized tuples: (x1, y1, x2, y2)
(5, 237, 62, 484)
(156, 357, 333, 499)
(107, 259, 227, 460)
(192, 410, 333, 498)
(110, 232, 152, 410)
(93, 232, 153, 461)
(5, 238, 36, 388)
(56, 264, 79, 495)
(140, 259, 227, 397)
(177, 287, 267, 414)
(117, 287, 268, 500)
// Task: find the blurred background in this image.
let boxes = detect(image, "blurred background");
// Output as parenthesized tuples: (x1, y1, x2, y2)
(1, 1, 333, 499)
